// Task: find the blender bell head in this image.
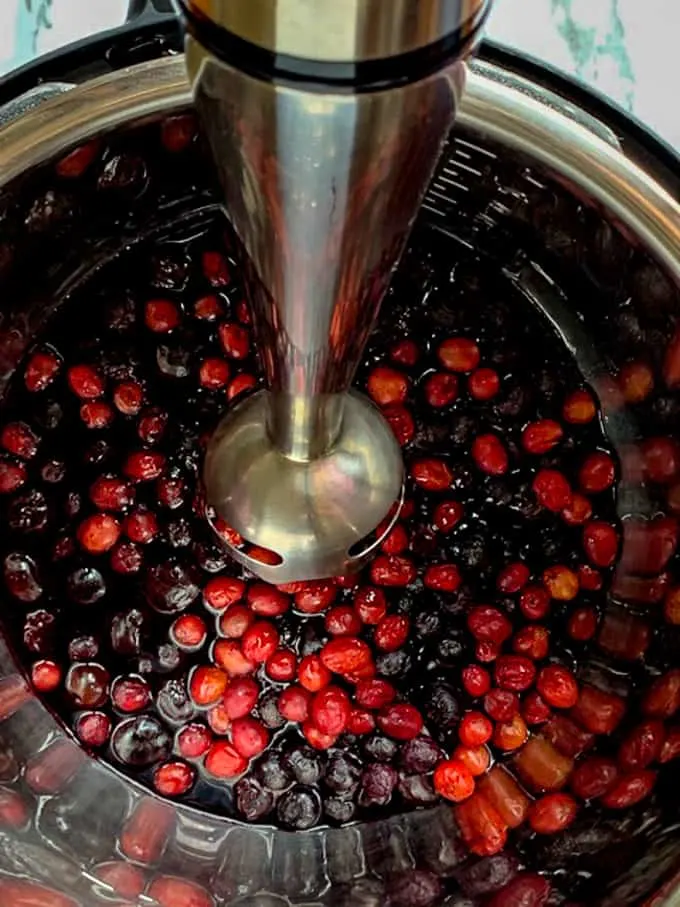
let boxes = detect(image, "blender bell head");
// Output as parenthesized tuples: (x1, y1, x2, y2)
(176, 0, 491, 583)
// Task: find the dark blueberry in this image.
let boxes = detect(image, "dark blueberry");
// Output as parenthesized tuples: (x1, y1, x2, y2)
(23, 609, 56, 654)
(142, 641, 183, 675)
(63, 491, 82, 519)
(150, 252, 191, 291)
(97, 153, 148, 196)
(387, 870, 443, 907)
(157, 678, 196, 725)
(437, 635, 465, 663)
(511, 483, 542, 520)
(358, 762, 398, 807)
(157, 344, 190, 379)
(24, 190, 75, 233)
(652, 394, 680, 427)
(456, 854, 520, 897)
(167, 519, 192, 548)
(455, 533, 488, 572)
(276, 785, 322, 830)
(400, 736, 443, 774)
(410, 528, 439, 559)
(110, 608, 146, 656)
(83, 439, 112, 467)
(398, 773, 437, 805)
(335, 879, 386, 907)
(0, 739, 18, 783)
(495, 383, 530, 419)
(258, 691, 286, 729)
(324, 796, 356, 823)
(144, 561, 200, 614)
(8, 489, 48, 533)
(68, 635, 99, 661)
(413, 421, 451, 452)
(104, 295, 137, 333)
(423, 683, 460, 729)
(325, 752, 362, 795)
(288, 745, 324, 785)
(449, 415, 477, 449)
(535, 818, 624, 869)
(235, 776, 274, 822)
(111, 714, 171, 767)
(67, 567, 106, 605)
(375, 649, 412, 679)
(34, 400, 64, 431)
(4, 553, 42, 603)
(193, 541, 228, 573)
(485, 479, 513, 507)
(363, 734, 398, 763)
(255, 751, 294, 792)
(300, 621, 325, 656)
(41, 460, 66, 484)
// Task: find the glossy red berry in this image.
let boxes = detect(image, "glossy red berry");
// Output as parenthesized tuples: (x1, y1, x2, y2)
(497, 562, 530, 594)
(170, 615, 207, 650)
(438, 337, 480, 372)
(355, 679, 396, 710)
(241, 622, 279, 664)
(467, 606, 512, 645)
(533, 469, 572, 512)
(310, 686, 351, 736)
(468, 367, 500, 400)
(459, 711, 493, 747)
(265, 648, 297, 682)
(203, 251, 230, 286)
(153, 761, 195, 797)
(472, 434, 508, 475)
(493, 714, 528, 751)
(424, 563, 461, 592)
(519, 585, 551, 620)
(68, 364, 104, 399)
(390, 338, 419, 366)
(293, 581, 336, 614)
(537, 665, 579, 709)
(600, 771, 656, 809)
(31, 659, 62, 692)
(248, 583, 290, 616)
(370, 554, 416, 587)
(298, 654, 332, 692)
(1, 422, 39, 459)
(494, 655, 537, 692)
(231, 716, 269, 758)
(90, 476, 134, 512)
(563, 389, 597, 424)
(278, 685, 311, 722)
(77, 514, 120, 554)
(218, 323, 249, 359)
(0, 460, 26, 493)
(522, 419, 563, 455)
(75, 711, 111, 747)
(199, 357, 230, 390)
(579, 451, 616, 493)
(145, 299, 180, 332)
(324, 605, 362, 637)
(433, 500, 464, 532)
(543, 565, 579, 601)
(124, 451, 166, 482)
(204, 741, 247, 778)
(434, 759, 475, 802)
(568, 606, 598, 641)
(204, 576, 246, 611)
(25, 349, 60, 392)
(562, 492, 593, 526)
(382, 404, 415, 446)
(529, 792, 578, 834)
(461, 665, 491, 698)
(377, 703, 423, 740)
(411, 458, 453, 491)
(124, 509, 158, 544)
(367, 366, 409, 406)
(484, 689, 520, 722)
(111, 676, 150, 713)
(425, 372, 458, 407)
(513, 625, 549, 661)
(189, 666, 228, 706)
(177, 724, 212, 759)
(374, 614, 410, 651)
(354, 587, 388, 624)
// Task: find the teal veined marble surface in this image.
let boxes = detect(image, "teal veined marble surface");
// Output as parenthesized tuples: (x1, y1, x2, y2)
(0, 0, 677, 149)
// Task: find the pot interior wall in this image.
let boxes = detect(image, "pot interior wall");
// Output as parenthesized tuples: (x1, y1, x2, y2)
(0, 103, 679, 907)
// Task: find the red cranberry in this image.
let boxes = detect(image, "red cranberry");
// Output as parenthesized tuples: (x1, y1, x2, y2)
(218, 605, 253, 639)
(390, 338, 419, 366)
(379, 521, 409, 555)
(1, 422, 39, 459)
(433, 759, 475, 801)
(177, 723, 212, 759)
(484, 689, 519, 722)
(294, 581, 336, 613)
(472, 434, 508, 475)
(231, 716, 269, 758)
(120, 798, 174, 864)
(370, 554, 416, 587)
(31, 659, 61, 692)
(111, 676, 151, 713)
(497, 562, 530, 594)
(124, 451, 166, 481)
(563, 389, 596, 423)
(468, 367, 500, 400)
(310, 686, 351, 736)
(462, 665, 491, 698)
(153, 761, 195, 796)
(519, 585, 550, 620)
(355, 679, 396, 710)
(367, 366, 409, 406)
(199, 357, 230, 389)
(536, 665, 578, 710)
(568, 606, 598, 641)
(459, 711, 493, 747)
(203, 251, 230, 286)
(522, 419, 563, 455)
(562, 492, 593, 526)
(298, 654, 332, 692)
(374, 614, 410, 652)
(494, 655, 536, 692)
(124, 509, 158, 544)
(227, 372, 257, 400)
(80, 401, 114, 429)
(424, 563, 461, 592)
(56, 139, 100, 177)
(411, 458, 453, 491)
(600, 771, 656, 809)
(644, 670, 680, 718)
(241, 622, 279, 664)
(438, 337, 480, 372)
(543, 565, 579, 601)
(205, 741, 248, 778)
(170, 614, 207, 650)
(204, 576, 246, 611)
(377, 703, 423, 740)
(533, 469, 572, 512)
(65, 663, 109, 708)
(382, 404, 415, 445)
(145, 299, 180, 332)
(77, 514, 120, 554)
(454, 744, 490, 777)
(354, 587, 388, 624)
(320, 637, 374, 681)
(468, 606, 512, 645)
(476, 641, 500, 663)
(265, 649, 297, 682)
(529, 792, 578, 834)
(218, 322, 249, 359)
(90, 476, 134, 511)
(493, 714, 528, 751)
(348, 708, 375, 735)
(67, 364, 104, 399)
(619, 361, 654, 402)
(213, 640, 256, 676)
(513, 625, 549, 660)
(0, 459, 26, 494)
(433, 500, 464, 532)
(189, 665, 228, 706)
(582, 520, 619, 567)
(579, 451, 616, 493)
(194, 294, 223, 320)
(522, 691, 552, 725)
(25, 349, 60, 392)
(222, 676, 259, 720)
(325, 606, 362, 636)
(425, 372, 458, 407)
(642, 436, 680, 484)
(75, 711, 111, 747)
(137, 407, 168, 444)
(278, 686, 311, 722)
(113, 381, 143, 415)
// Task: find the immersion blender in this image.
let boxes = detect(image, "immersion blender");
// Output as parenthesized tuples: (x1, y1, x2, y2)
(175, 0, 492, 583)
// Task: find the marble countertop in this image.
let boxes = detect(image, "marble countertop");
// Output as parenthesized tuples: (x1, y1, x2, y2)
(0, 0, 677, 150)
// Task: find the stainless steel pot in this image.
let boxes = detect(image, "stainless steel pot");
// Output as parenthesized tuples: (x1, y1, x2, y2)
(0, 49, 680, 907)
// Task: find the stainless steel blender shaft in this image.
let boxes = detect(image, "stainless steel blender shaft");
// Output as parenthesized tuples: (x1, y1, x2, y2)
(177, 0, 491, 582)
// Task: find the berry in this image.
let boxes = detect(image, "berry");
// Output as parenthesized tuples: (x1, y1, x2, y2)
(213, 640, 256, 676)
(433, 500, 464, 532)
(536, 665, 578, 709)
(563, 389, 596, 423)
(31, 659, 61, 692)
(266, 649, 297, 681)
(619, 361, 654, 403)
(153, 761, 195, 796)
(529, 792, 578, 834)
(367, 366, 408, 406)
(562, 492, 593, 526)
(218, 323, 249, 358)
(468, 606, 512, 645)
(522, 419, 563, 455)
(461, 665, 491, 698)
(205, 741, 247, 778)
(310, 686, 351, 736)
(438, 338, 480, 372)
(493, 714, 528, 751)
(294, 581, 336, 613)
(472, 434, 508, 475)
(494, 655, 536, 692)
(600, 771, 656, 809)
(433, 759, 475, 802)
(513, 625, 549, 661)
(543, 565, 579, 600)
(468, 367, 500, 400)
(533, 469, 572, 512)
(189, 666, 227, 706)
(383, 404, 415, 445)
(411, 458, 453, 491)
(459, 712, 493, 747)
(374, 614, 410, 652)
(203, 251, 230, 286)
(80, 401, 113, 429)
(170, 614, 207, 650)
(204, 576, 246, 611)
(67, 364, 104, 399)
(199, 357, 230, 389)
(177, 724, 212, 759)
(124, 451, 166, 481)
(497, 562, 530, 594)
(354, 587, 388, 624)
(1, 422, 38, 459)
(582, 521, 619, 567)
(484, 689, 519, 722)
(113, 381, 143, 415)
(77, 514, 120, 554)
(145, 299, 180, 332)
(25, 349, 60, 392)
(425, 372, 458, 407)
(570, 756, 618, 799)
(579, 451, 616, 493)
(298, 654, 332, 692)
(519, 585, 551, 621)
(568, 606, 598, 641)
(231, 717, 269, 757)
(355, 679, 396, 710)
(377, 704, 423, 740)
(424, 563, 461, 591)
(242, 621, 279, 664)
(278, 686, 311, 722)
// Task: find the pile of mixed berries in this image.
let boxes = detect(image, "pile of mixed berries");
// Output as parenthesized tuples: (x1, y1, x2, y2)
(2, 191, 680, 866)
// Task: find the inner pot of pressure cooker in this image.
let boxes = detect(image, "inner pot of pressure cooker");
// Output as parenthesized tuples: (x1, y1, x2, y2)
(0, 57, 680, 907)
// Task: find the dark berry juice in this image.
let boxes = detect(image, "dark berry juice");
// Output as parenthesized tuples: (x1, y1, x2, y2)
(4, 119, 680, 907)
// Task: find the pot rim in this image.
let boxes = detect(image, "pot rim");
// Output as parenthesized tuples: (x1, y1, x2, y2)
(0, 54, 678, 290)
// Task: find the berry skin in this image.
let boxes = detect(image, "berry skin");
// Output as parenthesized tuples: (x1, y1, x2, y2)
(377, 704, 423, 740)
(266, 649, 297, 682)
(354, 587, 388, 624)
(468, 367, 500, 400)
(529, 792, 578, 834)
(190, 666, 228, 706)
(425, 372, 458, 407)
(563, 389, 596, 423)
(472, 434, 508, 475)
(533, 469, 572, 512)
(367, 366, 408, 406)
(494, 655, 536, 692)
(298, 655, 332, 692)
(459, 712, 493, 747)
(241, 622, 279, 664)
(411, 458, 453, 491)
(579, 451, 616, 493)
(77, 514, 120, 554)
(25, 350, 60, 392)
(67, 364, 104, 399)
(320, 637, 374, 680)
(438, 338, 480, 372)
(583, 521, 619, 567)
(374, 615, 410, 652)
(600, 771, 656, 809)
(537, 665, 579, 709)
(461, 665, 491, 698)
(522, 419, 563, 455)
(310, 686, 351, 736)
(543, 566, 579, 601)
(204, 741, 247, 779)
(223, 677, 259, 720)
(231, 717, 269, 758)
(278, 686, 311, 722)
(145, 299, 180, 332)
(434, 759, 475, 802)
